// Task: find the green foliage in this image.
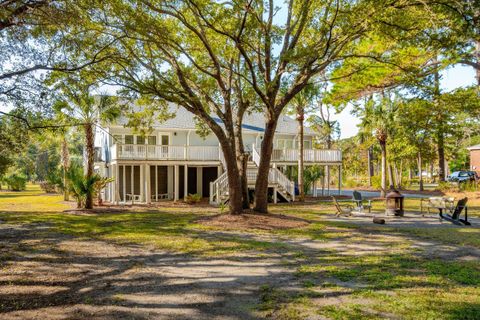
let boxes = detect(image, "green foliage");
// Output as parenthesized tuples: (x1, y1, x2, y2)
(3, 171, 27, 191)
(185, 193, 202, 204)
(303, 166, 323, 194)
(66, 164, 108, 208)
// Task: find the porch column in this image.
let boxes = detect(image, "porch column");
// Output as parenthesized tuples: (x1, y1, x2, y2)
(140, 164, 145, 202)
(114, 164, 119, 205)
(174, 165, 179, 201)
(167, 166, 173, 199)
(197, 167, 203, 197)
(122, 165, 126, 203)
(338, 165, 342, 196)
(273, 187, 278, 203)
(131, 165, 134, 205)
(146, 164, 151, 204)
(217, 165, 222, 177)
(184, 164, 188, 200)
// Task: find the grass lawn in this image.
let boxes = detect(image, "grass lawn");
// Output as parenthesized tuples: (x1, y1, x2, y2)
(0, 185, 479, 319)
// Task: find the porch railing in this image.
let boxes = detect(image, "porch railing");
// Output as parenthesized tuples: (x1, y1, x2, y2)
(112, 144, 220, 161)
(253, 144, 342, 163)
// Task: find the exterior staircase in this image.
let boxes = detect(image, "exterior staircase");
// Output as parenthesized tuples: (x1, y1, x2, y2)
(209, 144, 296, 206)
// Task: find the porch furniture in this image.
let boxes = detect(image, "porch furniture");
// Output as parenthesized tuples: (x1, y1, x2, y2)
(126, 194, 141, 202)
(151, 193, 169, 201)
(332, 196, 353, 216)
(420, 197, 455, 216)
(352, 191, 372, 213)
(439, 197, 470, 226)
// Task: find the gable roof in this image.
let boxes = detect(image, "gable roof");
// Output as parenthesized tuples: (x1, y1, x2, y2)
(113, 103, 316, 135)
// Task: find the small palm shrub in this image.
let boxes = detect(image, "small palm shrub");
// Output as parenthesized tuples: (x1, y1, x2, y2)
(66, 165, 112, 208)
(4, 171, 27, 191)
(185, 193, 202, 204)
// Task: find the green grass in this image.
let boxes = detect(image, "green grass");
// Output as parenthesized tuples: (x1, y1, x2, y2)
(2, 185, 480, 319)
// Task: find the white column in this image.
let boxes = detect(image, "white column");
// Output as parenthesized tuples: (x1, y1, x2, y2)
(131, 165, 134, 205)
(114, 164, 119, 205)
(273, 187, 278, 204)
(155, 165, 158, 202)
(184, 164, 188, 199)
(197, 167, 203, 196)
(174, 165, 179, 201)
(338, 165, 342, 196)
(217, 165, 223, 177)
(122, 165, 126, 203)
(167, 166, 173, 199)
(140, 164, 145, 202)
(146, 164, 151, 204)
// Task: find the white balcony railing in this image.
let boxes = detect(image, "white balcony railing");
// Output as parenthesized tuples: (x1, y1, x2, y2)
(112, 144, 221, 161)
(253, 144, 342, 163)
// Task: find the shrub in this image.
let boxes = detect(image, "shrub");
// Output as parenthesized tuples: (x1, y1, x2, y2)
(4, 172, 27, 191)
(39, 181, 57, 193)
(185, 193, 202, 204)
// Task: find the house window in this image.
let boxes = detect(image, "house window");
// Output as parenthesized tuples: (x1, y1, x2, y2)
(136, 136, 145, 145)
(124, 135, 134, 145)
(285, 140, 293, 149)
(113, 135, 122, 145)
(275, 139, 285, 149)
(148, 136, 157, 145)
(161, 135, 169, 145)
(304, 140, 312, 149)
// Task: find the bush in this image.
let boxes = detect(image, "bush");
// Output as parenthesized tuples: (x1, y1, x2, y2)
(185, 193, 202, 204)
(437, 181, 478, 193)
(39, 181, 58, 193)
(4, 172, 27, 191)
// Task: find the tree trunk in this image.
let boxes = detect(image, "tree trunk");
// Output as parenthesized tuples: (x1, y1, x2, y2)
(84, 123, 95, 209)
(380, 140, 387, 197)
(417, 152, 424, 191)
(254, 118, 277, 213)
(437, 131, 446, 181)
(234, 115, 250, 210)
(220, 139, 244, 214)
(62, 135, 70, 201)
(388, 162, 395, 189)
(297, 107, 305, 202)
(367, 146, 373, 187)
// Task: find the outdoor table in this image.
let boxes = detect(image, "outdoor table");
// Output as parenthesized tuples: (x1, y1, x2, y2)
(420, 197, 455, 216)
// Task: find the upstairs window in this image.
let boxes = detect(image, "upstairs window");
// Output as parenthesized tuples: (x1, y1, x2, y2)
(148, 136, 157, 145)
(136, 136, 145, 145)
(124, 135, 134, 145)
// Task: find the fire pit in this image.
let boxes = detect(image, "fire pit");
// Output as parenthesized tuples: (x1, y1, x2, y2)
(385, 189, 404, 216)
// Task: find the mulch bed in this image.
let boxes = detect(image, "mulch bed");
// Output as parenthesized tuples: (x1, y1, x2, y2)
(197, 210, 310, 230)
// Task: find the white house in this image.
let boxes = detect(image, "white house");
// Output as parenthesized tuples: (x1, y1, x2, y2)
(94, 105, 342, 205)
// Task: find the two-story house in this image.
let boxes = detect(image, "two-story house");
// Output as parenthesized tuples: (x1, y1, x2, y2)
(94, 104, 342, 205)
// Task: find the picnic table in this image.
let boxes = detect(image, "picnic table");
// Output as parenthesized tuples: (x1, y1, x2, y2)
(420, 197, 455, 216)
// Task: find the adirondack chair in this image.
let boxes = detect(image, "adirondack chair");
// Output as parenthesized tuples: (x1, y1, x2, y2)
(332, 196, 353, 216)
(439, 197, 471, 226)
(352, 191, 372, 213)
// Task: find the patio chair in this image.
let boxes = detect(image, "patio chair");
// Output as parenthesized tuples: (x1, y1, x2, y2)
(332, 196, 353, 217)
(352, 191, 372, 213)
(439, 197, 471, 226)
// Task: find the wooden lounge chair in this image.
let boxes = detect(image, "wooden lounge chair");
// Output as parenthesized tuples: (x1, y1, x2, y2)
(352, 191, 372, 213)
(439, 197, 471, 226)
(332, 196, 353, 216)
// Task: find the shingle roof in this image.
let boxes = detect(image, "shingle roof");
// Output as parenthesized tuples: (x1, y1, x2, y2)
(114, 103, 316, 135)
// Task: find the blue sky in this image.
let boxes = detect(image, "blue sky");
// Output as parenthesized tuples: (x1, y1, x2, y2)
(332, 64, 478, 139)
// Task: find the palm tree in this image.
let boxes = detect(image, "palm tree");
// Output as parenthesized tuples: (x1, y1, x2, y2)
(288, 83, 317, 201)
(359, 93, 397, 197)
(54, 81, 120, 209)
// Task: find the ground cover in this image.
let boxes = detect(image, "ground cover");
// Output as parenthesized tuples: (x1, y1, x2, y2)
(0, 185, 478, 319)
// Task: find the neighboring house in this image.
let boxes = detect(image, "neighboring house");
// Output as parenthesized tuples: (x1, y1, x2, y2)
(467, 144, 480, 175)
(94, 104, 342, 205)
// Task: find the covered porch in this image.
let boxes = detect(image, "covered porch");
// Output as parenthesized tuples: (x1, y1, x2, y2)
(106, 162, 222, 204)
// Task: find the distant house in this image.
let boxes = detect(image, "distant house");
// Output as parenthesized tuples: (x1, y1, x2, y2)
(93, 104, 342, 205)
(467, 144, 480, 174)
